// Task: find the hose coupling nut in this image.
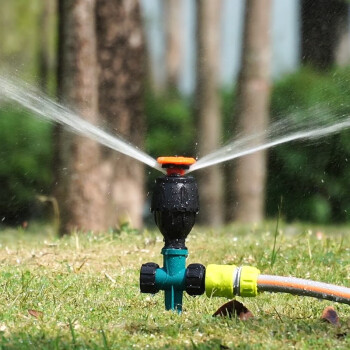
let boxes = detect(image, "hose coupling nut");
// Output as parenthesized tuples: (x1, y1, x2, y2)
(239, 266, 260, 297)
(205, 264, 260, 299)
(186, 263, 206, 296)
(140, 262, 160, 294)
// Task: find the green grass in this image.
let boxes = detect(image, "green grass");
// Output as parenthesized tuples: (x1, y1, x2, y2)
(0, 222, 349, 349)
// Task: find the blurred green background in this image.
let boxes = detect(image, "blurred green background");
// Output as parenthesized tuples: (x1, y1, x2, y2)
(2, 0, 350, 226)
(3, 67, 350, 224)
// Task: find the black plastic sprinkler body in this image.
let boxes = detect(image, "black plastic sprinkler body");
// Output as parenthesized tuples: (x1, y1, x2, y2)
(140, 157, 205, 312)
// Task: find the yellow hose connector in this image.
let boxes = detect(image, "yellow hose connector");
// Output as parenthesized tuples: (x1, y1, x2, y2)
(205, 264, 236, 298)
(240, 266, 260, 297)
(205, 264, 260, 298)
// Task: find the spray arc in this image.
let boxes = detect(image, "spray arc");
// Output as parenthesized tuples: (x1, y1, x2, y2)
(140, 157, 350, 313)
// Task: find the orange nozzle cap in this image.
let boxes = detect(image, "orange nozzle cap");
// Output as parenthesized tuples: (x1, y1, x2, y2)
(157, 156, 196, 175)
(157, 156, 196, 166)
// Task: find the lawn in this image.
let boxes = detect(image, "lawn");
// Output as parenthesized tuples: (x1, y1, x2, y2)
(0, 221, 349, 349)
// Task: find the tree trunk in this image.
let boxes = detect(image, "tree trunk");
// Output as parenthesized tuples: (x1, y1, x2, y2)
(96, 0, 146, 229)
(37, 0, 49, 91)
(301, 0, 349, 69)
(195, 0, 223, 226)
(229, 0, 272, 223)
(37, 0, 55, 92)
(56, 0, 106, 233)
(165, 0, 183, 91)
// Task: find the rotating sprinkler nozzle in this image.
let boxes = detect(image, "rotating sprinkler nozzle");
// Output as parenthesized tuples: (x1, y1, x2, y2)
(140, 157, 350, 313)
(140, 157, 205, 312)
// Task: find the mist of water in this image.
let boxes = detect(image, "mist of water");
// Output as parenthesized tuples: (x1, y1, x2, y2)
(189, 106, 350, 172)
(0, 76, 163, 172)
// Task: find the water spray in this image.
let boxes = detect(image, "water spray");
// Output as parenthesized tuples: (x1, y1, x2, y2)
(140, 157, 350, 313)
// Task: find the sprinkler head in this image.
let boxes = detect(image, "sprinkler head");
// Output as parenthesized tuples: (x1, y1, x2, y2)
(152, 157, 199, 248)
(140, 156, 204, 312)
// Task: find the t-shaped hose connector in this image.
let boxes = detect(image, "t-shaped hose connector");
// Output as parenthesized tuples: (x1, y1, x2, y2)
(140, 257, 206, 312)
(140, 156, 204, 312)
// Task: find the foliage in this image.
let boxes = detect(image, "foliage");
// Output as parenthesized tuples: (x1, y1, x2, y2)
(0, 0, 42, 80)
(221, 88, 236, 142)
(145, 90, 195, 158)
(4, 66, 350, 224)
(267, 66, 350, 223)
(0, 224, 348, 348)
(0, 106, 53, 223)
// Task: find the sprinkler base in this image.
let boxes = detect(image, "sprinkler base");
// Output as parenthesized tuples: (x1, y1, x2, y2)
(140, 248, 205, 313)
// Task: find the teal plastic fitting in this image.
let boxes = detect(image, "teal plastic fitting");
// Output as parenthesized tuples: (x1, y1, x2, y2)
(155, 248, 188, 312)
(141, 248, 205, 313)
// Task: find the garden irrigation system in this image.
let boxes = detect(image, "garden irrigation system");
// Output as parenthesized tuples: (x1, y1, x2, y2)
(1, 76, 349, 314)
(140, 157, 350, 313)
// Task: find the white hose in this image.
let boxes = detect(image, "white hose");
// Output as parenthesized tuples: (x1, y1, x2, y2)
(258, 275, 350, 305)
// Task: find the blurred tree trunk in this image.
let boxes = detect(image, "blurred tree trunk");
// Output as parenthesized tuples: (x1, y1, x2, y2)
(37, 0, 54, 92)
(57, 0, 64, 99)
(301, 0, 350, 69)
(229, 0, 272, 223)
(165, 0, 183, 91)
(96, 0, 146, 229)
(195, 0, 223, 226)
(56, 0, 106, 233)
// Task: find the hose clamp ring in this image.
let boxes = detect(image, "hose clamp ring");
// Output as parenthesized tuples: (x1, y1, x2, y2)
(233, 266, 242, 296)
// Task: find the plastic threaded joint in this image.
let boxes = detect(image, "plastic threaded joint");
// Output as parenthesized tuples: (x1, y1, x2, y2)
(205, 264, 236, 298)
(205, 264, 260, 299)
(140, 262, 160, 294)
(186, 263, 206, 296)
(239, 266, 260, 297)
